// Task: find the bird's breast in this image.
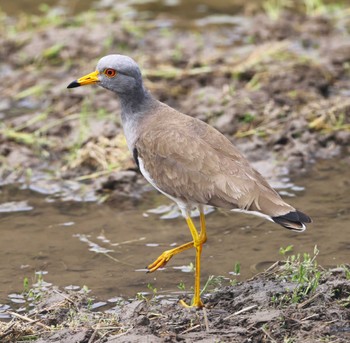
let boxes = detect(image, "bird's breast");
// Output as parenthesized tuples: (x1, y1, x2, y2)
(121, 116, 140, 152)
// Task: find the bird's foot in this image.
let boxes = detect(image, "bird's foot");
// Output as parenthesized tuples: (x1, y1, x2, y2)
(147, 250, 174, 273)
(179, 298, 204, 308)
(147, 241, 194, 272)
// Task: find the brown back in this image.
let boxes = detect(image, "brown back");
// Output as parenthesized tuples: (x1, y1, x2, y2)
(136, 102, 294, 217)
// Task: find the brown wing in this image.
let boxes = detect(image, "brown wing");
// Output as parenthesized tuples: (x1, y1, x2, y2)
(136, 103, 294, 217)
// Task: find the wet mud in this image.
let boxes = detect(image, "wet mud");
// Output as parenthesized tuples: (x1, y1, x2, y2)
(1, 263, 349, 343)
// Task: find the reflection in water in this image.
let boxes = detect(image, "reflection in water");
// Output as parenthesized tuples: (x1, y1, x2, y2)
(0, 159, 349, 305)
(0, 200, 33, 213)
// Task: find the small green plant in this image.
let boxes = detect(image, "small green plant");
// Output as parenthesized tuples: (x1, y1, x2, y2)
(241, 113, 256, 124)
(246, 75, 261, 91)
(272, 246, 323, 305)
(147, 283, 158, 297)
(340, 264, 350, 280)
(177, 281, 186, 291)
(135, 284, 159, 304)
(23, 277, 30, 293)
(42, 43, 64, 60)
(339, 295, 350, 308)
(200, 275, 225, 295)
(229, 279, 238, 286)
(279, 245, 294, 256)
(172, 43, 184, 63)
(188, 262, 195, 273)
(229, 261, 241, 285)
(136, 292, 148, 301)
(262, 0, 292, 21)
(22, 272, 49, 302)
(81, 285, 89, 293)
(86, 297, 93, 310)
(303, 0, 326, 16)
(233, 262, 241, 275)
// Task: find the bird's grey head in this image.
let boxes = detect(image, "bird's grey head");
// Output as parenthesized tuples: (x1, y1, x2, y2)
(97, 55, 143, 94)
(67, 54, 144, 95)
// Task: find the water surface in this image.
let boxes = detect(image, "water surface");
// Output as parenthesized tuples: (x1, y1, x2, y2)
(0, 159, 348, 304)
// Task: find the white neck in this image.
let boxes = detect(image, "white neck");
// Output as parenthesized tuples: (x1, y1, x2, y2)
(121, 115, 139, 152)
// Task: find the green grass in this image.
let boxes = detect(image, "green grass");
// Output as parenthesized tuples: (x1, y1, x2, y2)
(22, 272, 47, 303)
(177, 281, 186, 291)
(272, 245, 323, 305)
(304, 0, 326, 16)
(279, 244, 294, 256)
(42, 43, 64, 62)
(262, 0, 345, 20)
(200, 275, 226, 296)
(232, 262, 241, 276)
(0, 126, 50, 147)
(342, 265, 350, 280)
(262, 0, 292, 20)
(240, 113, 256, 124)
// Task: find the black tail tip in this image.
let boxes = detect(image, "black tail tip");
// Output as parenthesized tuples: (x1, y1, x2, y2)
(272, 210, 311, 232)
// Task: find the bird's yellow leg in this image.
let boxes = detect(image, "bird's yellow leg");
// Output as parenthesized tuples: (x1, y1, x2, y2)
(180, 213, 207, 308)
(147, 211, 207, 273)
(147, 241, 194, 272)
(199, 211, 207, 245)
(147, 210, 207, 308)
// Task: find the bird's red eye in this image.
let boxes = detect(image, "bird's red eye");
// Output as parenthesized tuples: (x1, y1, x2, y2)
(104, 68, 116, 78)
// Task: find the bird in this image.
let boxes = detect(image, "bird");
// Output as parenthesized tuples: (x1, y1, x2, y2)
(67, 54, 312, 308)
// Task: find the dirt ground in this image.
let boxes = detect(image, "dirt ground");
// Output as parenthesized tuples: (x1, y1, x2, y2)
(1, 262, 349, 343)
(1, 2, 350, 342)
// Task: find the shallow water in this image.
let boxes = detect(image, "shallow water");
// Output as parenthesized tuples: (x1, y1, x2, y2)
(0, 159, 349, 305)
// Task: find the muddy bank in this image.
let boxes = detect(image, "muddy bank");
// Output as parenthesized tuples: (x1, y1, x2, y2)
(1, 259, 349, 343)
(1, 4, 350, 200)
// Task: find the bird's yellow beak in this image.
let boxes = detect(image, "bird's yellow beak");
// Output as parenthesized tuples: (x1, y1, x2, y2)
(67, 70, 100, 88)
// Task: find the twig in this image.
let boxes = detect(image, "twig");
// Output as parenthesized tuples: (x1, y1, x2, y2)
(6, 311, 51, 330)
(0, 321, 16, 340)
(202, 307, 210, 332)
(106, 327, 133, 339)
(297, 292, 322, 309)
(52, 289, 77, 306)
(88, 328, 98, 343)
(246, 261, 283, 282)
(91, 325, 122, 330)
(148, 312, 163, 319)
(180, 324, 201, 334)
(264, 261, 283, 274)
(261, 326, 277, 343)
(95, 329, 116, 343)
(75, 169, 117, 181)
(91, 326, 122, 343)
(301, 313, 319, 321)
(223, 304, 258, 321)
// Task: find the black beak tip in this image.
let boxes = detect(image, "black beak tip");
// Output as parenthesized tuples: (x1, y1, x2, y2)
(67, 80, 80, 89)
